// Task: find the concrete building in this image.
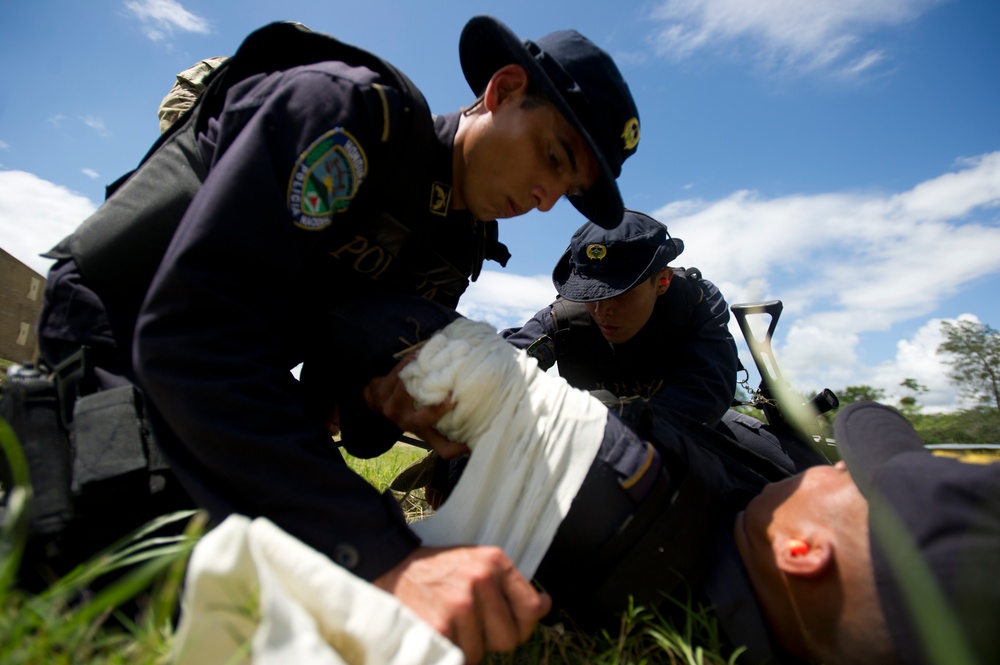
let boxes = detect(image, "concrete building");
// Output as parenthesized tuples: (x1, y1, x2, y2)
(0, 247, 46, 364)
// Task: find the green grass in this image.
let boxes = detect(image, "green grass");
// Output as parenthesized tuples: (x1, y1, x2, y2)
(1, 424, 738, 664)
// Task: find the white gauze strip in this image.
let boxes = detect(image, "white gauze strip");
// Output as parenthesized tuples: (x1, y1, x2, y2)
(402, 318, 607, 577)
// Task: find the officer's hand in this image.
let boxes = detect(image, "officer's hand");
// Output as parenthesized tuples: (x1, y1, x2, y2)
(374, 545, 551, 664)
(363, 355, 470, 459)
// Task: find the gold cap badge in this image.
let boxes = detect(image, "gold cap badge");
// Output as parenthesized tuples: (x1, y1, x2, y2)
(622, 118, 640, 151)
(586, 244, 607, 261)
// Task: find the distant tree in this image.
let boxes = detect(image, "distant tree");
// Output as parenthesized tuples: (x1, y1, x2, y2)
(938, 320, 1000, 410)
(898, 378, 928, 417)
(836, 384, 886, 406)
(821, 384, 887, 431)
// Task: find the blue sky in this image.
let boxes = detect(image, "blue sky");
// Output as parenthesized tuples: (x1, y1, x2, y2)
(1, 0, 998, 412)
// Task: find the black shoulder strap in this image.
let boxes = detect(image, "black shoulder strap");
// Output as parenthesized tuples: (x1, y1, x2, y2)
(550, 298, 612, 386)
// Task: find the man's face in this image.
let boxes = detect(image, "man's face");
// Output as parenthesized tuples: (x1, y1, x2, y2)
(584, 272, 665, 345)
(457, 90, 599, 222)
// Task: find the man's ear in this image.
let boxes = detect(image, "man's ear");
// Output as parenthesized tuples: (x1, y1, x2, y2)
(484, 64, 529, 111)
(656, 268, 674, 296)
(773, 533, 833, 578)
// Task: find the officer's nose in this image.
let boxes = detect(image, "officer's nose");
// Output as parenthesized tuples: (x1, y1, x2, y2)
(592, 299, 615, 316)
(531, 181, 563, 212)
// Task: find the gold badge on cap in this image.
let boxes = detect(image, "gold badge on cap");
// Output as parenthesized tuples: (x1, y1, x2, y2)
(621, 117, 640, 151)
(586, 244, 607, 261)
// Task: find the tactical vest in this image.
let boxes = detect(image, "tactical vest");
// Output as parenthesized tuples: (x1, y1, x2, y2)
(45, 21, 508, 313)
(550, 268, 704, 398)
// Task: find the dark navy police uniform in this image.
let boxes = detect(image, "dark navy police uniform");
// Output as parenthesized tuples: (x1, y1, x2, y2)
(31, 12, 646, 584)
(503, 269, 738, 428)
(36, 28, 506, 580)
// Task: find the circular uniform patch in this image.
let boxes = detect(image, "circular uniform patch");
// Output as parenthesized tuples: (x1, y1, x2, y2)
(288, 128, 368, 230)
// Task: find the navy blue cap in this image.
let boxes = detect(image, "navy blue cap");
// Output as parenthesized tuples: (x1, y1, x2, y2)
(835, 402, 1000, 665)
(459, 16, 640, 228)
(552, 210, 684, 302)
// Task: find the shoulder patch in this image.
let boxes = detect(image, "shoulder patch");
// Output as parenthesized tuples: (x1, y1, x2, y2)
(525, 335, 556, 370)
(288, 128, 367, 230)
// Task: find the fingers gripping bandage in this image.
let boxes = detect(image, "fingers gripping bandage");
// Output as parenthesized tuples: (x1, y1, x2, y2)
(403, 319, 607, 577)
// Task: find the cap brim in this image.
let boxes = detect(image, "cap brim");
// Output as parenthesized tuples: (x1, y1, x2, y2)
(459, 16, 623, 227)
(833, 402, 926, 490)
(551, 249, 652, 302)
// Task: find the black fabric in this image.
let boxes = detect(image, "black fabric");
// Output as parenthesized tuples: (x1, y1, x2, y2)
(535, 403, 790, 659)
(33, 23, 500, 580)
(301, 294, 463, 459)
(835, 402, 1000, 665)
(70, 386, 155, 491)
(0, 373, 73, 537)
(714, 409, 830, 475)
(0, 366, 194, 588)
(552, 270, 702, 397)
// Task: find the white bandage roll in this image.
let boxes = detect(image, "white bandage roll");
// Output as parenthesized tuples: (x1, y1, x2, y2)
(404, 318, 607, 577)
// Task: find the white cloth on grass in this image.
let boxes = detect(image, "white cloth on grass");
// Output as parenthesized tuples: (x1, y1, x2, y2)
(173, 318, 606, 663)
(171, 514, 463, 665)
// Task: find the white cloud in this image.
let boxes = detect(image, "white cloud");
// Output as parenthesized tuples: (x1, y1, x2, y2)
(837, 49, 888, 78)
(125, 0, 210, 42)
(82, 116, 112, 138)
(458, 272, 558, 332)
(82, 168, 100, 179)
(867, 316, 966, 412)
(0, 170, 96, 275)
(649, 0, 945, 76)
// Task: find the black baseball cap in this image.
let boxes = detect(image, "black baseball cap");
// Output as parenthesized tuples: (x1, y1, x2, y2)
(459, 16, 640, 228)
(834, 402, 1000, 665)
(552, 210, 684, 302)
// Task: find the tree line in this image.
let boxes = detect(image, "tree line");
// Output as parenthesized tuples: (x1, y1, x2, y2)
(828, 319, 1000, 444)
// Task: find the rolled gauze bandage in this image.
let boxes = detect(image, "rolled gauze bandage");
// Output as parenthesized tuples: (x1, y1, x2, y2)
(403, 318, 607, 577)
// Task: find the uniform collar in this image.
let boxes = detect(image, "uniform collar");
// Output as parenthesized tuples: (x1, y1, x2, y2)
(431, 111, 510, 274)
(429, 112, 468, 222)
